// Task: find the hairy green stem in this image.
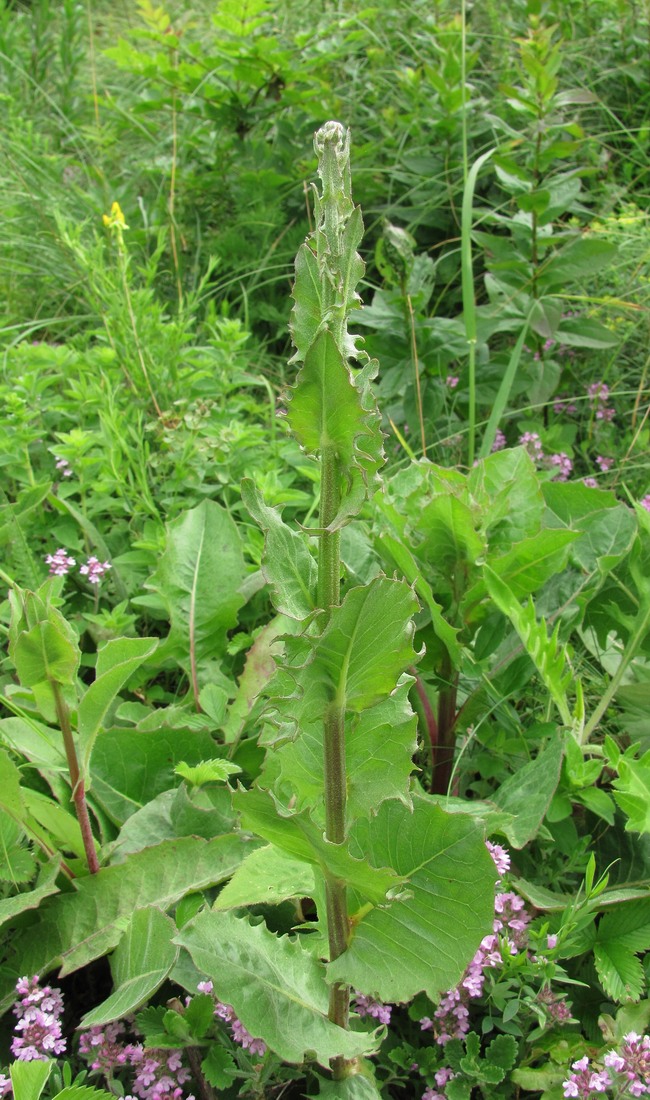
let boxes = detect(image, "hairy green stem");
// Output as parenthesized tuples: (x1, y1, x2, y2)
(52, 681, 100, 875)
(318, 443, 351, 1071)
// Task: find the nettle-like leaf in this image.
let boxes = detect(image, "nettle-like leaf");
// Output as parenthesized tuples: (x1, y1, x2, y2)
(327, 796, 496, 1003)
(611, 752, 650, 833)
(484, 565, 574, 726)
(175, 910, 379, 1065)
(591, 901, 650, 1002)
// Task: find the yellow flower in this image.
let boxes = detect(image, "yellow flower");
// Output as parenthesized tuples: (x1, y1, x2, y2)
(102, 201, 129, 231)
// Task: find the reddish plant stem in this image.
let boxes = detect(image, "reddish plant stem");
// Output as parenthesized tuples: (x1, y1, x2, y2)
(430, 653, 459, 797)
(52, 682, 100, 875)
(410, 666, 438, 755)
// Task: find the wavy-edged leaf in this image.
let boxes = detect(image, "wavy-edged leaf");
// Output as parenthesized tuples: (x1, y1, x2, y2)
(377, 533, 461, 663)
(241, 480, 316, 619)
(287, 330, 383, 529)
(327, 797, 496, 1003)
(222, 616, 292, 744)
(233, 788, 399, 904)
(273, 677, 417, 826)
(80, 907, 178, 1027)
(175, 910, 379, 1065)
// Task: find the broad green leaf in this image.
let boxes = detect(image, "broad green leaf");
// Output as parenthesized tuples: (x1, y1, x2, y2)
(0, 856, 61, 932)
(234, 788, 399, 904)
(543, 483, 636, 573)
(484, 567, 573, 726)
(316, 1075, 382, 1099)
(416, 493, 486, 575)
(308, 578, 418, 712)
(22, 789, 87, 860)
(594, 942, 644, 1002)
(241, 480, 317, 620)
(492, 734, 564, 847)
(538, 238, 617, 290)
(111, 785, 237, 859)
(592, 902, 650, 1001)
(0, 813, 35, 883)
(80, 907, 178, 1027)
(77, 637, 159, 781)
(2, 835, 250, 997)
(11, 616, 80, 721)
(146, 500, 246, 687)
(553, 316, 618, 349)
(468, 448, 544, 550)
(288, 330, 383, 529)
(273, 678, 417, 825)
(462, 529, 578, 615)
(9, 1060, 53, 1100)
(175, 910, 379, 1065)
(377, 533, 461, 663)
(174, 759, 241, 786)
(290, 242, 325, 361)
(0, 747, 24, 818)
(328, 797, 496, 1002)
(90, 726, 219, 823)
(214, 844, 315, 909)
(612, 755, 650, 833)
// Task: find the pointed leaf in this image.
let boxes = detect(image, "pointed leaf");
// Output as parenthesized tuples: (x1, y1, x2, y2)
(77, 637, 159, 781)
(328, 797, 496, 1002)
(80, 907, 178, 1027)
(492, 734, 564, 847)
(9, 1060, 53, 1100)
(175, 910, 379, 1065)
(241, 480, 316, 619)
(2, 835, 250, 999)
(594, 942, 644, 1002)
(234, 788, 399, 904)
(214, 844, 315, 910)
(146, 501, 246, 685)
(0, 856, 61, 932)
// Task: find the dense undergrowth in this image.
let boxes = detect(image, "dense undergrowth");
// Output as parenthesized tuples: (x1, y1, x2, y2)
(1, 1, 650, 1099)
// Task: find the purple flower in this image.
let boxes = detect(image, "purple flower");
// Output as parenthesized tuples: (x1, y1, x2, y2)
(640, 495, 650, 513)
(446, 375, 459, 389)
(127, 1045, 194, 1100)
(583, 477, 598, 488)
(563, 1056, 611, 1098)
(422, 1090, 445, 1100)
(0, 1075, 11, 1097)
(79, 557, 112, 585)
(519, 432, 544, 461)
(10, 976, 66, 1061)
(54, 456, 73, 478)
(353, 992, 392, 1026)
(595, 456, 613, 472)
(486, 841, 510, 879)
(549, 452, 573, 482)
(491, 429, 507, 452)
(196, 981, 213, 994)
(212, 1000, 266, 1057)
(588, 381, 615, 422)
(79, 1022, 130, 1074)
(45, 548, 76, 576)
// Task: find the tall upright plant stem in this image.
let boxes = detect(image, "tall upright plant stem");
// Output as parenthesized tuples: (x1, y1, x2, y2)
(318, 444, 351, 1066)
(52, 682, 100, 875)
